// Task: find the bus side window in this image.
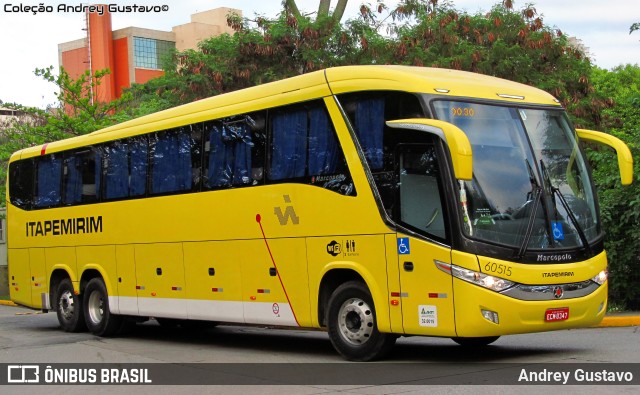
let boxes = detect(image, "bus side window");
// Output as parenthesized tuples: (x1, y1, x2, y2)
(250, 113, 266, 185)
(308, 106, 344, 177)
(63, 148, 101, 205)
(189, 124, 204, 191)
(267, 101, 353, 195)
(129, 137, 148, 197)
(338, 91, 426, 212)
(353, 98, 385, 171)
(104, 141, 130, 200)
(150, 129, 193, 194)
(204, 112, 265, 189)
(103, 137, 149, 200)
(269, 107, 307, 180)
(35, 154, 63, 208)
(9, 159, 35, 209)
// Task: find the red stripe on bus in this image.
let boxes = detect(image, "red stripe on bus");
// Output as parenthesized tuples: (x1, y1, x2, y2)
(256, 213, 300, 326)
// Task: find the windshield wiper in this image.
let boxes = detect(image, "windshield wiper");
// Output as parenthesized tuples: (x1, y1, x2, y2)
(515, 159, 544, 260)
(540, 160, 592, 255)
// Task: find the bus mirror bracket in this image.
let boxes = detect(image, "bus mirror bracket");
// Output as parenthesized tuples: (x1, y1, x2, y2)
(576, 129, 633, 186)
(386, 119, 473, 181)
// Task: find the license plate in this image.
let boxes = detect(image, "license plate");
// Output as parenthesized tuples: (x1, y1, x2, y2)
(545, 307, 569, 322)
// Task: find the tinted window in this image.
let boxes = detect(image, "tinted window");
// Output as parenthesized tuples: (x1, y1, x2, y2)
(35, 154, 63, 208)
(268, 101, 354, 195)
(150, 129, 197, 194)
(204, 113, 266, 189)
(338, 92, 425, 210)
(8, 159, 35, 209)
(63, 148, 101, 205)
(103, 137, 149, 200)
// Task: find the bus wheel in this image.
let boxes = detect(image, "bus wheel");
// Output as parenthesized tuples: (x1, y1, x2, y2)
(55, 278, 86, 332)
(83, 278, 122, 337)
(327, 281, 396, 361)
(451, 336, 500, 347)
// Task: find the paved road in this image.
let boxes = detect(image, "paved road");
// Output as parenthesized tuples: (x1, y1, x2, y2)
(0, 304, 638, 394)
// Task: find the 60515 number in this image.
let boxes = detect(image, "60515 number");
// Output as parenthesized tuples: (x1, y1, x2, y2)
(484, 262, 512, 277)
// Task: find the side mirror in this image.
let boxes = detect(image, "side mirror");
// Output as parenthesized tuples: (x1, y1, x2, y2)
(576, 129, 633, 185)
(386, 119, 473, 181)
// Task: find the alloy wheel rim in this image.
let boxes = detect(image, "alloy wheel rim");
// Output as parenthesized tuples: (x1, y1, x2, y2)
(337, 297, 374, 346)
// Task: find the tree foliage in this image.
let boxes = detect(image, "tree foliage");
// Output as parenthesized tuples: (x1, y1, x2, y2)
(589, 65, 640, 309)
(132, 0, 607, 129)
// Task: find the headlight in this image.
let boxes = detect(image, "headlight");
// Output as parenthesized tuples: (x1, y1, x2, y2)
(450, 265, 515, 292)
(591, 269, 607, 285)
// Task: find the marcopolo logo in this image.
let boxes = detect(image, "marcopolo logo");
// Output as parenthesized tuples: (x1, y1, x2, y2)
(536, 253, 572, 263)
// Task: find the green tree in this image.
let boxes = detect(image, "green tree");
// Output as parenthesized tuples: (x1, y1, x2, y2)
(357, 1, 607, 128)
(589, 65, 640, 309)
(127, 4, 356, 106)
(131, 0, 606, 128)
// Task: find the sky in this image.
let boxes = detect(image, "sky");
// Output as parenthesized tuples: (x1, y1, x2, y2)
(0, 0, 638, 109)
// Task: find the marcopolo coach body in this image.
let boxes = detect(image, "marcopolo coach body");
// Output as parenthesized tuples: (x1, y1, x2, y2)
(7, 66, 633, 361)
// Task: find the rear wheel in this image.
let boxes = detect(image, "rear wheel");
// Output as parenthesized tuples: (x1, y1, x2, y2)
(327, 281, 396, 361)
(451, 336, 500, 347)
(83, 278, 122, 336)
(55, 278, 86, 332)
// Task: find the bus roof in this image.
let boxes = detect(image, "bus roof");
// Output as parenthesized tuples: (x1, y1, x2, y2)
(12, 65, 560, 161)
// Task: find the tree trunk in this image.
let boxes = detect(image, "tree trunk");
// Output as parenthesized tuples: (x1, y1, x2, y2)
(318, 0, 331, 17)
(284, 0, 301, 18)
(332, 0, 348, 23)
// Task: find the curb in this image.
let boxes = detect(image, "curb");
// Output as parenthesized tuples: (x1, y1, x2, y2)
(597, 315, 640, 327)
(0, 300, 17, 307)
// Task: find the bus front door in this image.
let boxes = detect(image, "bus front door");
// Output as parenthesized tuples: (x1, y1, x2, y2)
(394, 144, 456, 336)
(396, 236, 455, 336)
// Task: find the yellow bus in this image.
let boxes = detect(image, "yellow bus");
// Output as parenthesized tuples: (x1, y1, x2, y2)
(7, 66, 633, 361)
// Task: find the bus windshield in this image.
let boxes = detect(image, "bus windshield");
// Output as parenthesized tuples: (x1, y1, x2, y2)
(433, 101, 599, 252)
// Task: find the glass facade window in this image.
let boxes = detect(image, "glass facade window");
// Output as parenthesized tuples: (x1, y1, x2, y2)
(133, 37, 175, 69)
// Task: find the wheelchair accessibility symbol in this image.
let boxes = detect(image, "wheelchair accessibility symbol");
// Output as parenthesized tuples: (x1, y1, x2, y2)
(397, 237, 410, 255)
(552, 222, 564, 241)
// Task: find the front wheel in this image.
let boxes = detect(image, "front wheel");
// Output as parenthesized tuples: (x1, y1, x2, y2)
(83, 278, 123, 336)
(326, 281, 396, 361)
(451, 336, 500, 347)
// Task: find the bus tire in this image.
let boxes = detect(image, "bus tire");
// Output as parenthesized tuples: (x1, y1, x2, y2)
(326, 281, 396, 361)
(83, 278, 122, 337)
(55, 278, 86, 332)
(451, 336, 500, 347)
